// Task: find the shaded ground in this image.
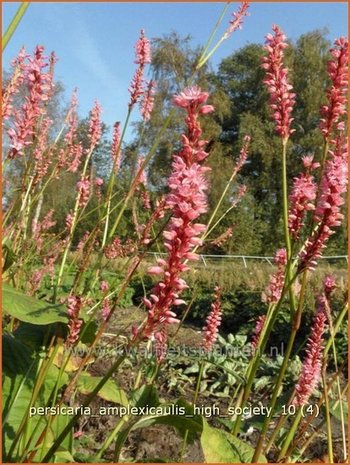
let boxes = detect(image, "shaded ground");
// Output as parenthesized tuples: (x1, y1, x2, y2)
(74, 305, 347, 463)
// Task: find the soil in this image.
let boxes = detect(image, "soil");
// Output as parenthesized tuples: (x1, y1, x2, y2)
(73, 306, 347, 463)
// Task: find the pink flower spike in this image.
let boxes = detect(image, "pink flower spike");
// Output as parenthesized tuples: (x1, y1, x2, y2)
(66, 296, 83, 346)
(136, 86, 213, 342)
(134, 29, 151, 65)
(111, 121, 122, 172)
(294, 306, 327, 406)
(88, 101, 102, 148)
(262, 248, 287, 304)
(202, 287, 223, 353)
(319, 37, 348, 140)
(224, 1, 250, 39)
(140, 80, 156, 121)
(251, 314, 266, 350)
(262, 25, 296, 140)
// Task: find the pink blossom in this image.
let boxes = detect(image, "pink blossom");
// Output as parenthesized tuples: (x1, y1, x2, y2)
(299, 135, 348, 271)
(66, 296, 83, 346)
(294, 306, 327, 406)
(65, 212, 73, 232)
(134, 28, 151, 65)
(67, 143, 83, 173)
(2, 47, 27, 121)
(104, 237, 134, 259)
(141, 190, 151, 210)
(7, 45, 54, 158)
(233, 135, 250, 176)
(323, 274, 336, 297)
(76, 176, 91, 208)
(129, 30, 151, 107)
(76, 231, 90, 254)
(88, 101, 102, 148)
(102, 298, 111, 321)
(32, 209, 56, 237)
(129, 68, 145, 107)
(140, 80, 156, 120)
(251, 314, 266, 349)
(202, 287, 222, 352)
(154, 326, 168, 362)
(94, 177, 104, 200)
(29, 269, 46, 295)
(141, 197, 166, 245)
(319, 37, 348, 140)
(211, 227, 234, 247)
(137, 86, 213, 343)
(262, 248, 287, 304)
(33, 118, 53, 184)
(288, 158, 318, 240)
(100, 280, 109, 293)
(224, 2, 250, 39)
(262, 25, 296, 140)
(111, 121, 122, 172)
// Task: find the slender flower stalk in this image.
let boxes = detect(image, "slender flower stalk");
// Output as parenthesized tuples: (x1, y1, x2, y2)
(197, 2, 250, 69)
(54, 101, 102, 300)
(133, 86, 214, 347)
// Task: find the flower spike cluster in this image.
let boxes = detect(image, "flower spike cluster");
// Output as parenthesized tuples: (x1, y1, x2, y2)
(299, 135, 348, 271)
(135, 86, 214, 346)
(7, 46, 54, 158)
(262, 25, 296, 141)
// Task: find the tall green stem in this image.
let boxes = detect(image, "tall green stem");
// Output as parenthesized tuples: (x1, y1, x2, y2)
(2, 2, 30, 51)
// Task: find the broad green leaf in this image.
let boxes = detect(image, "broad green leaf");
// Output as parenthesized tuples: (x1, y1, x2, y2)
(2, 283, 68, 325)
(201, 419, 267, 463)
(76, 373, 128, 406)
(2, 335, 69, 461)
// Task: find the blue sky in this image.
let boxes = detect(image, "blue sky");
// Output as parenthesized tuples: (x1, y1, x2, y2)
(2, 2, 348, 141)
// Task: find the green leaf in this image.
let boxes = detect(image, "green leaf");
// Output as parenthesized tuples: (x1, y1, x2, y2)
(2, 283, 68, 325)
(2, 334, 68, 461)
(2, 238, 17, 272)
(131, 384, 159, 408)
(76, 373, 128, 406)
(201, 419, 267, 463)
(329, 399, 348, 423)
